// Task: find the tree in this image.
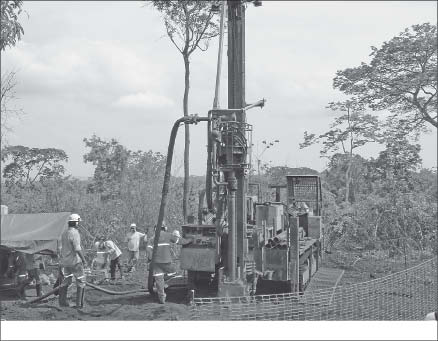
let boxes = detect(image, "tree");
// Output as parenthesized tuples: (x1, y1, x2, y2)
(1, 0, 24, 51)
(1, 70, 24, 146)
(301, 99, 382, 203)
(83, 135, 130, 201)
(120, 150, 167, 228)
(333, 23, 437, 130)
(1, 1, 26, 146)
(150, 1, 219, 222)
(1, 145, 68, 188)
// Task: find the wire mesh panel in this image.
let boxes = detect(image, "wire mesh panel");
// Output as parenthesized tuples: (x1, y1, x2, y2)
(286, 175, 321, 215)
(189, 257, 437, 320)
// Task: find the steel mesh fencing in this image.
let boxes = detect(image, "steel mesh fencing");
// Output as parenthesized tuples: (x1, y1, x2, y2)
(189, 257, 437, 320)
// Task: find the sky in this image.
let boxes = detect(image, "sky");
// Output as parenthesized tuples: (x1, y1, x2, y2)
(2, 0, 437, 179)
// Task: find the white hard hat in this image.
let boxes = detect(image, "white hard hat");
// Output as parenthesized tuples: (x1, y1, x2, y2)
(68, 213, 81, 222)
(172, 230, 181, 238)
(130, 223, 137, 228)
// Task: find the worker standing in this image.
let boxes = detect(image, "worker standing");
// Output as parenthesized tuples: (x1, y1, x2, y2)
(22, 253, 43, 298)
(147, 223, 193, 304)
(98, 238, 124, 281)
(59, 213, 88, 308)
(125, 223, 146, 272)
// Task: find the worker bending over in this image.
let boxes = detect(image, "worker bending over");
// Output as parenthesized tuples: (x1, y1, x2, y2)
(97, 237, 124, 280)
(147, 223, 193, 304)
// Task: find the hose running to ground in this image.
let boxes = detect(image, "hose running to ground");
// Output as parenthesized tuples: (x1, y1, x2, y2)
(27, 282, 150, 304)
(147, 115, 210, 293)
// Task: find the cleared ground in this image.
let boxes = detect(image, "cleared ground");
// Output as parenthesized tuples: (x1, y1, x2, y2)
(0, 251, 431, 321)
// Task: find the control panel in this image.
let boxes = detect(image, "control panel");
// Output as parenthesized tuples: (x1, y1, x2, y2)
(181, 224, 217, 248)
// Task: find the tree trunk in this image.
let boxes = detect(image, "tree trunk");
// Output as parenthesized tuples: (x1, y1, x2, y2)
(345, 157, 352, 204)
(183, 54, 190, 222)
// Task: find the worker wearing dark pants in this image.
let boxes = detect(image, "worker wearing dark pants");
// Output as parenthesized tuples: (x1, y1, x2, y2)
(14, 252, 43, 299)
(98, 239, 124, 280)
(110, 255, 123, 280)
(147, 225, 193, 304)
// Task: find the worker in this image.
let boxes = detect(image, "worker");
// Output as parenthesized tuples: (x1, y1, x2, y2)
(147, 222, 193, 304)
(125, 223, 146, 272)
(4, 251, 39, 300)
(91, 236, 109, 271)
(97, 237, 124, 281)
(424, 311, 437, 320)
(59, 213, 88, 308)
(21, 253, 43, 298)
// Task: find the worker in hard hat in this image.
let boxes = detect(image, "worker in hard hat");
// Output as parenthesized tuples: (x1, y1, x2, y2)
(59, 213, 88, 308)
(147, 222, 194, 304)
(97, 237, 124, 281)
(125, 223, 146, 273)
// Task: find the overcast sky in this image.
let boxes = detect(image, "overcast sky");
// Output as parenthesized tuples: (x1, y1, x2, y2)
(2, 1, 437, 178)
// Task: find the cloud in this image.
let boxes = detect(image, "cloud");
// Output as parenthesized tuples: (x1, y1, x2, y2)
(113, 92, 174, 109)
(2, 39, 171, 106)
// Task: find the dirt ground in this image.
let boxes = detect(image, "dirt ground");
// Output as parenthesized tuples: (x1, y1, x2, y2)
(0, 251, 431, 321)
(0, 258, 192, 321)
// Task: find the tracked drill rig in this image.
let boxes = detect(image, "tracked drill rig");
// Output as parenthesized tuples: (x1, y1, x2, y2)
(150, 0, 323, 297)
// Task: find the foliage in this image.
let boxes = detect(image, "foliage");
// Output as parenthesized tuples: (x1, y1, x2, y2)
(83, 135, 130, 200)
(333, 23, 437, 130)
(1, 1, 26, 146)
(301, 99, 382, 203)
(0, 0, 24, 51)
(301, 100, 382, 157)
(150, 1, 219, 55)
(321, 153, 370, 204)
(1, 70, 25, 146)
(1, 145, 68, 189)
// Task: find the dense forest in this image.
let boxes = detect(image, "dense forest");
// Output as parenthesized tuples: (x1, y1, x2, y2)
(1, 130, 436, 259)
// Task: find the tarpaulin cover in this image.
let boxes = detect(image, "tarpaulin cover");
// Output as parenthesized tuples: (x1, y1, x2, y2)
(0, 212, 71, 254)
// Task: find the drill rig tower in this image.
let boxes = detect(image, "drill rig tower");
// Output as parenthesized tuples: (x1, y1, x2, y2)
(180, 0, 264, 297)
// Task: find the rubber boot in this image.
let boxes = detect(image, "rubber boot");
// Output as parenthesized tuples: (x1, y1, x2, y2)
(18, 284, 27, 300)
(58, 285, 70, 307)
(36, 283, 42, 297)
(155, 275, 166, 304)
(76, 286, 85, 308)
(53, 276, 62, 296)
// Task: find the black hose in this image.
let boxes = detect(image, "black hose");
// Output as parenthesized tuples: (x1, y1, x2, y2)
(27, 282, 68, 304)
(85, 282, 149, 295)
(147, 115, 210, 293)
(28, 281, 149, 304)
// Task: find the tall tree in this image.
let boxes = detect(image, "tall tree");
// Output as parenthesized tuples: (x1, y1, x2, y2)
(300, 99, 382, 203)
(1, 145, 68, 188)
(333, 23, 437, 130)
(150, 1, 219, 222)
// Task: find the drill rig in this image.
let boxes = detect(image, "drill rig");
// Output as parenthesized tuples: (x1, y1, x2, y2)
(151, 0, 323, 297)
(179, 0, 261, 297)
